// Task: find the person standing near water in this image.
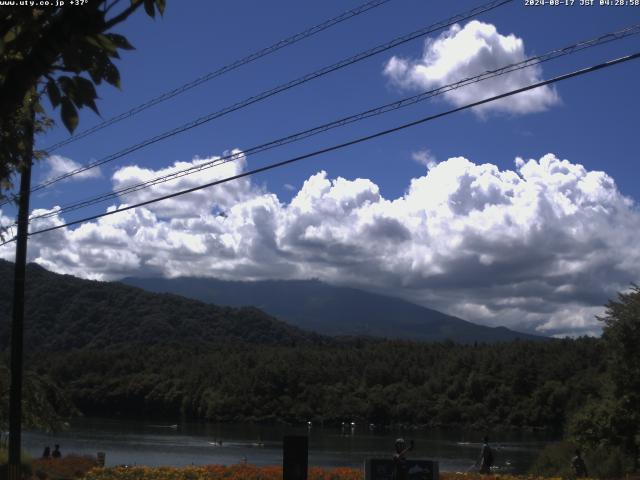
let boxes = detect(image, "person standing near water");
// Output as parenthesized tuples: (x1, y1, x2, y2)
(42, 446, 50, 459)
(52, 444, 61, 459)
(477, 436, 493, 474)
(571, 449, 588, 478)
(392, 438, 414, 480)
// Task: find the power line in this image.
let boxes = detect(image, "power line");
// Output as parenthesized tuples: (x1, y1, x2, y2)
(0, 49, 633, 246)
(31, 0, 513, 191)
(41, 0, 395, 153)
(25, 23, 640, 223)
(23, 0, 514, 195)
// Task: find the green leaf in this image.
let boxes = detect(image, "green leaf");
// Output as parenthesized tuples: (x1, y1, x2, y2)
(73, 76, 100, 115)
(84, 35, 102, 49)
(46, 80, 61, 108)
(106, 33, 135, 51)
(3, 28, 17, 44)
(60, 97, 79, 133)
(57, 76, 73, 97)
(103, 61, 121, 89)
(61, 45, 91, 73)
(83, 36, 119, 59)
(73, 76, 97, 95)
(155, 0, 166, 15)
(143, 0, 155, 18)
(96, 34, 119, 56)
(88, 62, 103, 85)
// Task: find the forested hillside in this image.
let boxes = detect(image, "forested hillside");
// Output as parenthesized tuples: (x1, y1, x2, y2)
(0, 260, 606, 432)
(0, 260, 325, 350)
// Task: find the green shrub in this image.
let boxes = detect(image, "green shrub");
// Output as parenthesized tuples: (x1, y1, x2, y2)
(0, 448, 33, 479)
(585, 444, 629, 479)
(528, 440, 576, 478)
(529, 440, 633, 479)
(0, 448, 32, 464)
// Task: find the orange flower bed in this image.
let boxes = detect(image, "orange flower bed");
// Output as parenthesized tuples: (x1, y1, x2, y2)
(80, 464, 584, 480)
(31, 455, 99, 479)
(0, 453, 609, 480)
(75, 463, 583, 480)
(83, 464, 363, 480)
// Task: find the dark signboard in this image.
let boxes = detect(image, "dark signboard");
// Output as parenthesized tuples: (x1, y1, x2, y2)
(365, 458, 439, 480)
(283, 435, 308, 480)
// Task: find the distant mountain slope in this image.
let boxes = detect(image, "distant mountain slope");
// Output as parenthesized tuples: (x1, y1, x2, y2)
(121, 277, 545, 343)
(0, 260, 325, 351)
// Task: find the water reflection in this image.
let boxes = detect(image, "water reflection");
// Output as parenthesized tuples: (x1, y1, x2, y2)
(23, 418, 556, 473)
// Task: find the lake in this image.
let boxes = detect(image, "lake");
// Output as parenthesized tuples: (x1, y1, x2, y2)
(23, 418, 556, 473)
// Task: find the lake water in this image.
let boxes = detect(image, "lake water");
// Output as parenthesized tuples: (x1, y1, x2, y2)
(23, 418, 556, 473)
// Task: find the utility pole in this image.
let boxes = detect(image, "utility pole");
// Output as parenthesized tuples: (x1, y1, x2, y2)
(8, 100, 35, 480)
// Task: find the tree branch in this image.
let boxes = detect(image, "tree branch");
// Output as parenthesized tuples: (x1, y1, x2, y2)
(105, 0, 124, 15)
(104, 1, 143, 29)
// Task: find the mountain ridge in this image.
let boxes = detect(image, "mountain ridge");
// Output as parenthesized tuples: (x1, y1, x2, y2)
(121, 276, 546, 343)
(0, 260, 326, 351)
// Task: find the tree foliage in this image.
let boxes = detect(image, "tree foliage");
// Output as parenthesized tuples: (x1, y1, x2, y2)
(0, 0, 167, 432)
(565, 286, 640, 472)
(600, 285, 640, 404)
(0, 358, 76, 432)
(32, 339, 604, 431)
(599, 285, 640, 469)
(0, 0, 166, 198)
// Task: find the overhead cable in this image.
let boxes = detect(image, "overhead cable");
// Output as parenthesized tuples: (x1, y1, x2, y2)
(0, 49, 633, 245)
(42, 0, 395, 153)
(25, 23, 640, 223)
(25, 0, 514, 195)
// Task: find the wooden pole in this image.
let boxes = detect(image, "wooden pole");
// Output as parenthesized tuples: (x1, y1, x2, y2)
(8, 102, 34, 480)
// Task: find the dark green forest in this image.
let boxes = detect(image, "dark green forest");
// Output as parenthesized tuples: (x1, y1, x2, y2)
(32, 339, 603, 431)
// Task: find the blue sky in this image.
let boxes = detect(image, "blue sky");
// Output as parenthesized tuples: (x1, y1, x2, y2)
(2, 0, 640, 336)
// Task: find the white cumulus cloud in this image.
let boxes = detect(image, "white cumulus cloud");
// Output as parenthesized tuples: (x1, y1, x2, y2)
(110, 149, 257, 218)
(384, 20, 560, 115)
(1, 151, 639, 337)
(42, 155, 102, 182)
(411, 149, 438, 169)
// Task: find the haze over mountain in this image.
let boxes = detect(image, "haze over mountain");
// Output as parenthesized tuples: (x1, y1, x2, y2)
(121, 276, 545, 343)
